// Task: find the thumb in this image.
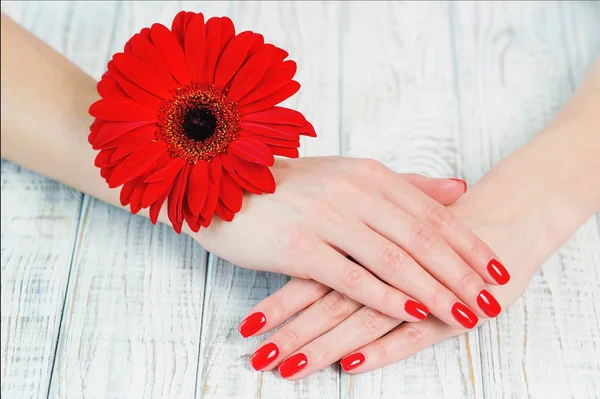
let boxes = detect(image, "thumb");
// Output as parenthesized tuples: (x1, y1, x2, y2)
(401, 174, 467, 205)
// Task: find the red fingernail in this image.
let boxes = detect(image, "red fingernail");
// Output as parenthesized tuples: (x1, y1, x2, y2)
(487, 259, 510, 285)
(404, 300, 429, 320)
(238, 312, 266, 338)
(452, 303, 478, 329)
(250, 343, 280, 370)
(278, 353, 308, 378)
(477, 290, 501, 317)
(341, 353, 365, 372)
(449, 178, 467, 193)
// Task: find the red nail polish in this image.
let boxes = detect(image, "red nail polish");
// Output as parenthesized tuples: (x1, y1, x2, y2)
(278, 353, 308, 378)
(452, 303, 478, 329)
(238, 312, 266, 338)
(404, 300, 429, 320)
(341, 353, 365, 372)
(250, 343, 280, 370)
(477, 290, 501, 317)
(487, 259, 510, 285)
(449, 178, 468, 193)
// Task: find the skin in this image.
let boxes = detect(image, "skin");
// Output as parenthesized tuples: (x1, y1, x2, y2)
(245, 59, 600, 379)
(2, 13, 504, 330)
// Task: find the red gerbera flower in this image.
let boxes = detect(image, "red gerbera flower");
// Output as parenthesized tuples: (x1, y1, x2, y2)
(89, 11, 315, 233)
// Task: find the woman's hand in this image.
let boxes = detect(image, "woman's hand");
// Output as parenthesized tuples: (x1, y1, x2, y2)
(191, 157, 508, 334)
(239, 192, 542, 378)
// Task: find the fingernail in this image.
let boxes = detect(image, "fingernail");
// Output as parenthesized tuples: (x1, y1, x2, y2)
(449, 178, 468, 193)
(250, 343, 280, 370)
(487, 258, 510, 285)
(238, 312, 266, 338)
(278, 353, 308, 378)
(404, 300, 429, 320)
(341, 353, 365, 372)
(452, 303, 478, 329)
(477, 290, 501, 317)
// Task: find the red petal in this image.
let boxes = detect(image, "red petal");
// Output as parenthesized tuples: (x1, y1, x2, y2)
(187, 161, 209, 215)
(95, 149, 116, 168)
(184, 13, 206, 83)
(215, 201, 235, 222)
(91, 121, 156, 148)
(149, 189, 169, 224)
(239, 60, 297, 105)
(111, 53, 171, 99)
(171, 11, 187, 47)
(129, 180, 147, 214)
(183, 200, 200, 231)
(120, 175, 143, 206)
(122, 140, 167, 167)
(168, 166, 188, 233)
(104, 124, 158, 150)
(269, 145, 299, 158)
(227, 169, 262, 195)
(129, 34, 180, 90)
(209, 156, 222, 182)
(228, 47, 276, 102)
(97, 74, 127, 99)
(89, 98, 157, 122)
(214, 31, 253, 89)
(107, 63, 163, 110)
(239, 123, 300, 140)
(150, 23, 190, 86)
(100, 166, 114, 180)
(200, 178, 220, 225)
(239, 81, 300, 114)
(239, 131, 299, 148)
(219, 171, 243, 212)
(108, 158, 159, 188)
(242, 106, 306, 126)
(231, 155, 275, 193)
(245, 33, 265, 60)
(228, 138, 274, 166)
(300, 120, 317, 137)
(145, 157, 185, 182)
(142, 176, 174, 208)
(204, 17, 235, 83)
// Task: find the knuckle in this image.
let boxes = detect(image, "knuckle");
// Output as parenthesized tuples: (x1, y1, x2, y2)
(374, 341, 390, 362)
(380, 247, 408, 273)
(342, 265, 368, 289)
(402, 324, 426, 344)
(361, 309, 385, 333)
(357, 158, 386, 175)
(282, 227, 315, 254)
(278, 326, 302, 348)
(424, 202, 454, 230)
(459, 271, 480, 291)
(468, 239, 489, 260)
(269, 295, 288, 320)
(320, 291, 350, 319)
(413, 225, 438, 250)
(430, 287, 446, 305)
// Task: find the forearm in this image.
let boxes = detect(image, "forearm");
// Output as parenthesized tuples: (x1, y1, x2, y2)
(1, 14, 167, 224)
(454, 59, 600, 274)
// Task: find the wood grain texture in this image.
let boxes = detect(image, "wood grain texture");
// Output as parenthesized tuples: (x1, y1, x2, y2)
(195, 2, 341, 398)
(339, 2, 483, 398)
(1, 3, 84, 398)
(451, 2, 600, 398)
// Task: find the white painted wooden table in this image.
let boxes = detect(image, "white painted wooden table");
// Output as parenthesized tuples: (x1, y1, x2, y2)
(2, 1, 600, 398)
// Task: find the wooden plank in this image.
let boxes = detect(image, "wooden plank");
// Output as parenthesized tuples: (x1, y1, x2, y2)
(339, 2, 483, 398)
(195, 2, 342, 398)
(451, 1, 600, 398)
(44, 2, 211, 398)
(0, 3, 84, 398)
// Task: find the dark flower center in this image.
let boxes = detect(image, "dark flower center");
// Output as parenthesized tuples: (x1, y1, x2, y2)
(182, 107, 217, 142)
